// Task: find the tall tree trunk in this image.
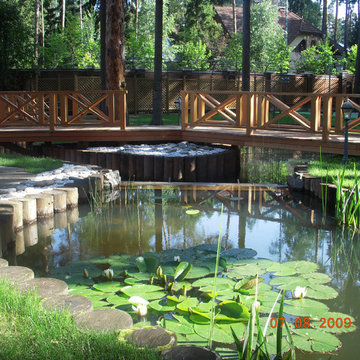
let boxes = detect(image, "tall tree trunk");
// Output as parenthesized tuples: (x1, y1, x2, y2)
(242, 0, 250, 91)
(322, 0, 328, 38)
(151, 0, 163, 125)
(105, 0, 125, 90)
(62, 0, 66, 30)
(334, 0, 339, 42)
(79, 0, 83, 30)
(232, 0, 237, 34)
(354, 12, 360, 94)
(344, 0, 349, 55)
(34, 0, 40, 64)
(100, 0, 106, 90)
(41, 0, 45, 65)
(135, 0, 139, 38)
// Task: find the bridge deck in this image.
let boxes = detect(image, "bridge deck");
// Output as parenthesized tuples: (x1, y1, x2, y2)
(1, 125, 359, 155)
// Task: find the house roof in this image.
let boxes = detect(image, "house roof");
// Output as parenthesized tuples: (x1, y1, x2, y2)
(214, 5, 322, 44)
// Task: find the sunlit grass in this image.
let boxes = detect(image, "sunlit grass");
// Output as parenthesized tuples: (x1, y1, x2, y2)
(0, 279, 160, 360)
(308, 156, 360, 189)
(0, 154, 63, 173)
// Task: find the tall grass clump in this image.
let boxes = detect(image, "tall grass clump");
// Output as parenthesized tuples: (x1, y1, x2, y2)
(231, 290, 295, 360)
(0, 279, 160, 360)
(332, 164, 360, 230)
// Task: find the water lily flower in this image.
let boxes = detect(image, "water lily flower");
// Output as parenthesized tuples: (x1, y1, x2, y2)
(293, 286, 307, 299)
(174, 256, 181, 262)
(132, 303, 147, 317)
(128, 296, 149, 306)
(253, 300, 261, 312)
(103, 268, 114, 280)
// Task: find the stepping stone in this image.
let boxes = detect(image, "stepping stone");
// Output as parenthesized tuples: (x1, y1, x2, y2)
(42, 294, 93, 316)
(162, 345, 222, 360)
(75, 308, 133, 332)
(123, 327, 177, 352)
(0, 259, 8, 268)
(17, 278, 68, 298)
(0, 266, 34, 284)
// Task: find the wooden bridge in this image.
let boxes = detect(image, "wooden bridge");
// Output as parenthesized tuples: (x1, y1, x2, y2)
(0, 89, 360, 155)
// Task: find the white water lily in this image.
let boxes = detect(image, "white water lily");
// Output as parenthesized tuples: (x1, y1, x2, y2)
(103, 268, 114, 280)
(253, 300, 261, 312)
(174, 256, 181, 262)
(293, 286, 307, 299)
(132, 303, 147, 317)
(128, 296, 149, 306)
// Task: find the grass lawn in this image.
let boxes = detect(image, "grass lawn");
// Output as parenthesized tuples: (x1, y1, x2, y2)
(129, 113, 179, 126)
(307, 156, 360, 188)
(0, 280, 160, 360)
(0, 154, 63, 174)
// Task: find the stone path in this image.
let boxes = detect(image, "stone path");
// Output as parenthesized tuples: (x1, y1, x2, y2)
(0, 167, 37, 190)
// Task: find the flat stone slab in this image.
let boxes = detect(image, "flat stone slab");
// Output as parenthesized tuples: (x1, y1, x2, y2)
(0, 266, 34, 284)
(17, 277, 68, 298)
(125, 327, 176, 350)
(0, 258, 8, 268)
(75, 308, 133, 332)
(162, 345, 222, 360)
(42, 294, 93, 316)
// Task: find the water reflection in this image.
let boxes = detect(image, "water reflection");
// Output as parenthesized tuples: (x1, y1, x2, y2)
(3, 183, 360, 359)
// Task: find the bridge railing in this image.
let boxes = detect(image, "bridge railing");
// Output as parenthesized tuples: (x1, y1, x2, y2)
(0, 90, 127, 130)
(181, 91, 360, 140)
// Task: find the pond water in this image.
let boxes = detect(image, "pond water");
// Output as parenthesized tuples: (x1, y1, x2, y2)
(6, 183, 360, 360)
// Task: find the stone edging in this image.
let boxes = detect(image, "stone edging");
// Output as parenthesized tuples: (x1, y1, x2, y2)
(287, 165, 338, 208)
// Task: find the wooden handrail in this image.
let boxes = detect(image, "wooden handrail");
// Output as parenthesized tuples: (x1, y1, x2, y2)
(0, 90, 127, 130)
(180, 90, 360, 139)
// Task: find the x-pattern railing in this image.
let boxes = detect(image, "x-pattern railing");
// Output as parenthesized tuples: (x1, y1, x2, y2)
(181, 91, 360, 140)
(0, 90, 127, 130)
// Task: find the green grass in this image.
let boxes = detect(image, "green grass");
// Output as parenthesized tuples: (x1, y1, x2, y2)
(0, 279, 160, 360)
(129, 113, 179, 126)
(0, 154, 63, 173)
(308, 156, 360, 189)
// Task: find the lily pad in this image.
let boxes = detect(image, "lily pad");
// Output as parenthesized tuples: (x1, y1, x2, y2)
(176, 298, 199, 312)
(93, 282, 123, 293)
(227, 264, 266, 279)
(121, 284, 164, 298)
(217, 300, 250, 321)
(164, 319, 195, 335)
(292, 328, 341, 353)
(221, 248, 257, 260)
(194, 323, 234, 344)
(305, 285, 338, 300)
(174, 262, 193, 282)
(302, 272, 332, 284)
(186, 266, 212, 280)
(192, 277, 235, 288)
(284, 298, 329, 317)
(269, 276, 310, 290)
(149, 299, 176, 312)
(107, 294, 131, 306)
(310, 312, 356, 333)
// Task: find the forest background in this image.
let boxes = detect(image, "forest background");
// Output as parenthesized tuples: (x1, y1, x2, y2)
(0, 0, 359, 80)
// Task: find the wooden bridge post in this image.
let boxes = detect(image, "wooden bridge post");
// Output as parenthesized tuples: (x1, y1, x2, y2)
(322, 95, 333, 141)
(190, 93, 198, 125)
(49, 93, 57, 131)
(310, 95, 321, 132)
(244, 93, 255, 135)
(119, 90, 126, 130)
(198, 95, 205, 119)
(236, 95, 241, 127)
(181, 91, 189, 129)
(335, 95, 343, 134)
(108, 92, 115, 124)
(60, 93, 68, 126)
(257, 95, 269, 127)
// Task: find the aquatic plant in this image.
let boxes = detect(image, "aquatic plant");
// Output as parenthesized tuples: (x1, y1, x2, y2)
(49, 244, 356, 358)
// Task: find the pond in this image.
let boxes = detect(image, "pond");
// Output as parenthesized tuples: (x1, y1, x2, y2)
(6, 183, 360, 359)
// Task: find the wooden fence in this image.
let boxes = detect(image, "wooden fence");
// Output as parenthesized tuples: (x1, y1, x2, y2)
(181, 91, 360, 141)
(13, 70, 355, 114)
(0, 90, 127, 130)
